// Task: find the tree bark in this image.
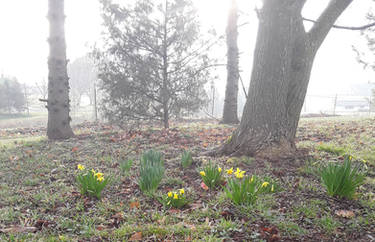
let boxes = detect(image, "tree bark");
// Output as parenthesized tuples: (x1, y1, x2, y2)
(47, 0, 74, 140)
(217, 0, 352, 159)
(222, 0, 240, 124)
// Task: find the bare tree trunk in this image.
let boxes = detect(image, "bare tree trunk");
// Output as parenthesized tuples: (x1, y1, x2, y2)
(217, 0, 352, 159)
(47, 0, 74, 140)
(222, 0, 240, 124)
(162, 0, 170, 129)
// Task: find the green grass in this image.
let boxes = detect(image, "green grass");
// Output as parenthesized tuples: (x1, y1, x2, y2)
(0, 117, 374, 240)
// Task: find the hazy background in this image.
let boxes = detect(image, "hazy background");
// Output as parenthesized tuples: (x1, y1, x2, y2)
(0, 0, 374, 117)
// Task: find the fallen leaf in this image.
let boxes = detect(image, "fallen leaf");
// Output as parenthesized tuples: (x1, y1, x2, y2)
(129, 201, 140, 209)
(200, 182, 209, 190)
(335, 210, 355, 218)
(129, 232, 142, 241)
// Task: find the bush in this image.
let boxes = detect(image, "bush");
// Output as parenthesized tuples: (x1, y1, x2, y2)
(320, 155, 365, 199)
(181, 150, 193, 169)
(199, 161, 223, 189)
(120, 159, 133, 176)
(76, 164, 109, 199)
(224, 171, 275, 206)
(138, 150, 165, 194)
(165, 189, 188, 208)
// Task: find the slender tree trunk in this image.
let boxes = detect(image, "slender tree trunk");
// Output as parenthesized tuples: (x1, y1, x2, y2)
(47, 0, 74, 140)
(217, 0, 352, 159)
(222, 0, 240, 124)
(162, 0, 170, 129)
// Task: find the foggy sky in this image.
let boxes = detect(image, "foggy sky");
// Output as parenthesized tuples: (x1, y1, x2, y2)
(0, 0, 373, 98)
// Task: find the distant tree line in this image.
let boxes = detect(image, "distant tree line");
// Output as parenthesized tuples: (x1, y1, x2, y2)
(0, 76, 26, 114)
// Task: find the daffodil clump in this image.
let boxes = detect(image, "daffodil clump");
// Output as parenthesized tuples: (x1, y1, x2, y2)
(224, 167, 276, 205)
(199, 161, 223, 189)
(165, 189, 188, 208)
(76, 164, 109, 199)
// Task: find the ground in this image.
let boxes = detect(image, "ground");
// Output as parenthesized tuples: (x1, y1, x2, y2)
(0, 116, 375, 241)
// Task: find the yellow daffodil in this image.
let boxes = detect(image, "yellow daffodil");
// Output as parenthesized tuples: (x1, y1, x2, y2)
(77, 164, 85, 170)
(218, 167, 222, 173)
(235, 171, 245, 179)
(179, 188, 185, 195)
(168, 191, 173, 197)
(234, 168, 241, 175)
(262, 182, 269, 188)
(173, 193, 179, 199)
(91, 168, 96, 174)
(349, 156, 352, 161)
(97, 176, 104, 182)
(200, 171, 206, 176)
(95, 172, 103, 178)
(250, 175, 254, 183)
(271, 184, 274, 192)
(226, 167, 233, 175)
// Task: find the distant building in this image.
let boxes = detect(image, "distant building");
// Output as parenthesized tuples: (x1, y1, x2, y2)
(336, 99, 369, 111)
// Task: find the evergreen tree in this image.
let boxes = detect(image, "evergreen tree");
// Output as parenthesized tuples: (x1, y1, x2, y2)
(95, 0, 215, 128)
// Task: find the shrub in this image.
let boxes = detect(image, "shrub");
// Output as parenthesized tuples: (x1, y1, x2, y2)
(120, 159, 133, 176)
(224, 168, 275, 205)
(181, 150, 193, 169)
(199, 161, 223, 189)
(165, 189, 188, 208)
(76, 164, 109, 199)
(320, 155, 365, 199)
(138, 150, 165, 194)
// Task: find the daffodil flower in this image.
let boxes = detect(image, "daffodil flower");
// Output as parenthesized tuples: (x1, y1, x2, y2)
(200, 171, 206, 176)
(235, 171, 245, 179)
(250, 175, 254, 183)
(173, 193, 179, 199)
(168, 191, 173, 197)
(179, 188, 185, 195)
(77, 164, 85, 170)
(95, 172, 103, 178)
(271, 184, 274, 192)
(262, 182, 269, 188)
(226, 167, 233, 175)
(97, 176, 104, 182)
(218, 167, 222, 173)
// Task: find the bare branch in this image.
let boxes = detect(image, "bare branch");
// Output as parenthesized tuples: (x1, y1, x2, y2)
(308, 0, 353, 50)
(304, 17, 375, 31)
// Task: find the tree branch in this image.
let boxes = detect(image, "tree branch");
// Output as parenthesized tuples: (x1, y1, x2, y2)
(304, 17, 375, 31)
(308, 0, 353, 51)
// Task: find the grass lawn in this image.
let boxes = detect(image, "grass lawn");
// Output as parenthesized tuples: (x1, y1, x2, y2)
(0, 117, 375, 241)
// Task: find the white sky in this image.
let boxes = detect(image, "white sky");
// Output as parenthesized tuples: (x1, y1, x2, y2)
(0, 0, 374, 98)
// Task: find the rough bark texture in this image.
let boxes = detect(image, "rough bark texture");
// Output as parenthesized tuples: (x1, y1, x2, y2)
(47, 0, 74, 140)
(217, 0, 353, 159)
(222, 0, 240, 124)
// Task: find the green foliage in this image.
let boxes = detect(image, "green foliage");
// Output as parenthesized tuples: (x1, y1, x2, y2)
(199, 161, 223, 189)
(181, 150, 193, 169)
(120, 159, 133, 176)
(320, 155, 365, 199)
(224, 174, 275, 206)
(76, 165, 109, 199)
(138, 150, 165, 194)
(164, 189, 188, 208)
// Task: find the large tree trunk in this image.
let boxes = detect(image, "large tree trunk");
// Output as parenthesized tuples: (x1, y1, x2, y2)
(217, 0, 352, 159)
(222, 0, 240, 124)
(47, 0, 74, 140)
